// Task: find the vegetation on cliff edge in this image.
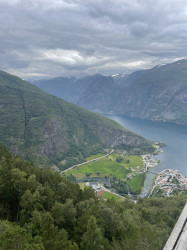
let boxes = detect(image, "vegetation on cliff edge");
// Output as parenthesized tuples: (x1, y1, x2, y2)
(0, 143, 186, 250)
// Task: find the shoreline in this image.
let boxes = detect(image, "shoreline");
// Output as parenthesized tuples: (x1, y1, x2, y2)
(103, 113, 187, 127)
(140, 142, 164, 198)
(149, 169, 187, 198)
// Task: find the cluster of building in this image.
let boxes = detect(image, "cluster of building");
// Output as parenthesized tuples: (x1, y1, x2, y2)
(151, 169, 187, 197)
(126, 154, 158, 179)
(142, 154, 158, 170)
(86, 182, 101, 191)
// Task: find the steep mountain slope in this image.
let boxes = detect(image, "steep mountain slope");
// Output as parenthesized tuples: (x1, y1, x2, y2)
(0, 70, 153, 169)
(34, 76, 78, 102)
(31, 76, 88, 103)
(31, 74, 126, 112)
(31, 59, 187, 125)
(111, 73, 130, 86)
(115, 59, 187, 125)
(76, 74, 120, 113)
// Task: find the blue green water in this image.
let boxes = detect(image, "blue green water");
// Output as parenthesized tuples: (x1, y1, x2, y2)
(105, 114, 187, 196)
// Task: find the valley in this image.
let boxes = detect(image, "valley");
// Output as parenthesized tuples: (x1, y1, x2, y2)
(1, 69, 186, 200)
(106, 114, 187, 176)
(0, 143, 185, 250)
(1, 1, 187, 249)
(64, 151, 159, 197)
(106, 114, 187, 197)
(0, 70, 154, 169)
(31, 59, 187, 126)
(62, 112, 187, 200)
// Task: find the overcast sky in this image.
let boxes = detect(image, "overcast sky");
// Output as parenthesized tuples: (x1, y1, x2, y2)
(0, 0, 187, 78)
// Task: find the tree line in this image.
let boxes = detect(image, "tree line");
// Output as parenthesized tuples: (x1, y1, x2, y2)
(0, 143, 186, 249)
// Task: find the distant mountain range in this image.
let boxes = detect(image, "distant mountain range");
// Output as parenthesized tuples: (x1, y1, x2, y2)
(31, 59, 187, 125)
(0, 70, 153, 169)
(30, 73, 130, 114)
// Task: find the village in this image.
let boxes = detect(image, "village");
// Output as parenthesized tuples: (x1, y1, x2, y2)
(126, 153, 158, 179)
(83, 153, 160, 200)
(79, 153, 187, 200)
(149, 169, 187, 197)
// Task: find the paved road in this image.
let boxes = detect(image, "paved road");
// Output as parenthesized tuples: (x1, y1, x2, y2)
(61, 149, 114, 174)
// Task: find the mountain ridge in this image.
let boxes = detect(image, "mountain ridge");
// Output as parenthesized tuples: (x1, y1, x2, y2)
(0, 70, 153, 169)
(115, 59, 187, 124)
(30, 59, 187, 125)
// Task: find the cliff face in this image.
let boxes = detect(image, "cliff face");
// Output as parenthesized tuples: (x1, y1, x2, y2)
(115, 60, 187, 125)
(31, 74, 120, 113)
(76, 74, 119, 113)
(31, 59, 187, 125)
(0, 71, 153, 169)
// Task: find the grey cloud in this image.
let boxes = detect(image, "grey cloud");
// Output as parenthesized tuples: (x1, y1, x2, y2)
(1, 0, 187, 78)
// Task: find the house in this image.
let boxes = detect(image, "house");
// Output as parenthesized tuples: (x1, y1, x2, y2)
(86, 182, 101, 191)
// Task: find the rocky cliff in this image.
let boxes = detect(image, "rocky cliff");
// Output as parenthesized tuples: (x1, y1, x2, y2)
(115, 59, 187, 125)
(31, 59, 187, 125)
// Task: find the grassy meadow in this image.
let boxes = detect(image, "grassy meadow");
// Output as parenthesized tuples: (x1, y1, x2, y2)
(99, 191, 122, 201)
(127, 173, 145, 193)
(65, 154, 143, 181)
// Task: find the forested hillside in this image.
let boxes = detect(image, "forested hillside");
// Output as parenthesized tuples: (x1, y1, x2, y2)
(0, 70, 153, 169)
(0, 144, 186, 250)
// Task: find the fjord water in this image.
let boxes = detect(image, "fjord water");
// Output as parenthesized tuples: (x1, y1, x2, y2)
(105, 114, 187, 196)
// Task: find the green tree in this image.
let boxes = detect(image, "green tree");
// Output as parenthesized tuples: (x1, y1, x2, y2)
(41, 212, 69, 250)
(43, 184, 55, 211)
(0, 220, 43, 250)
(10, 168, 27, 220)
(50, 202, 64, 228)
(20, 189, 44, 224)
(56, 199, 77, 232)
(80, 216, 104, 250)
(101, 207, 122, 240)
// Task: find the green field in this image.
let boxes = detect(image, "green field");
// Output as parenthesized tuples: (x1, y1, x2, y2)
(66, 154, 143, 180)
(127, 173, 145, 194)
(108, 154, 143, 168)
(100, 191, 121, 201)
